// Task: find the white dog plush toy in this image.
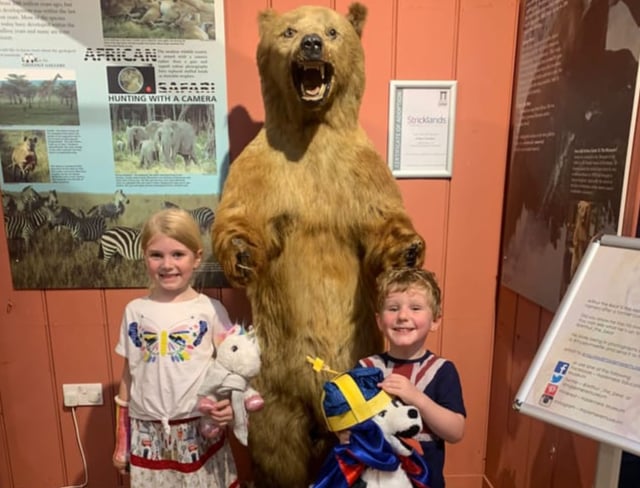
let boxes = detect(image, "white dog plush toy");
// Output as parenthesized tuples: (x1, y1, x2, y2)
(311, 366, 429, 488)
(197, 325, 264, 445)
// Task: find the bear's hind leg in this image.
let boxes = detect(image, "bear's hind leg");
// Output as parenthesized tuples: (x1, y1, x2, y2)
(249, 398, 317, 488)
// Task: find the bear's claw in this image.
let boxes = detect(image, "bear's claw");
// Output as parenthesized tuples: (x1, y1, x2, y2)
(231, 237, 254, 280)
(405, 242, 420, 267)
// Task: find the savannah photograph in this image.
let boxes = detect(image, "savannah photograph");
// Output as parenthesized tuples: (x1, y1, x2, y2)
(0, 69, 79, 126)
(101, 0, 216, 41)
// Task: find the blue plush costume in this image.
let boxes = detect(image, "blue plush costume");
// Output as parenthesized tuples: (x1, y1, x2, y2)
(312, 367, 430, 488)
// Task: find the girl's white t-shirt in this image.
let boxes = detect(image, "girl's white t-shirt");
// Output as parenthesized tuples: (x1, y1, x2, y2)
(115, 293, 232, 423)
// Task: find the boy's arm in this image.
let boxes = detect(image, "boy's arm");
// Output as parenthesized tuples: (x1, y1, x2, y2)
(409, 391, 465, 443)
(379, 373, 465, 443)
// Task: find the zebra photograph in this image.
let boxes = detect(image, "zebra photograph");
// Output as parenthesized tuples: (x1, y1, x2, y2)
(1, 189, 227, 289)
(98, 226, 142, 265)
(161, 200, 215, 234)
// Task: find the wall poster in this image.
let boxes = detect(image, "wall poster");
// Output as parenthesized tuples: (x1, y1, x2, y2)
(501, 0, 640, 311)
(0, 0, 230, 289)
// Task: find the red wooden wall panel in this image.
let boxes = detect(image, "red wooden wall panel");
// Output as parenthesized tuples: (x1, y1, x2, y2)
(442, 0, 519, 481)
(395, 0, 458, 80)
(485, 286, 517, 485)
(524, 309, 557, 488)
(48, 290, 118, 487)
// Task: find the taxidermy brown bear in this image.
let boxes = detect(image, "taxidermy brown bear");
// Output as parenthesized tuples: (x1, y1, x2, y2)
(212, 3, 425, 487)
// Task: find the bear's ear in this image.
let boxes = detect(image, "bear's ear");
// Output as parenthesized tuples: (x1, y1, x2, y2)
(258, 9, 277, 37)
(347, 2, 367, 38)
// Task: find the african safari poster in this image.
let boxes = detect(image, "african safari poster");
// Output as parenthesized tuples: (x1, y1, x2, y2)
(0, 0, 230, 289)
(501, 0, 640, 311)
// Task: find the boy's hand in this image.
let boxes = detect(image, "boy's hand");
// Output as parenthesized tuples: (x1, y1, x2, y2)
(336, 429, 351, 444)
(379, 373, 421, 405)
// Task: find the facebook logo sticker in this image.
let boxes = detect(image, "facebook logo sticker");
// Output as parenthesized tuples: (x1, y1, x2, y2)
(554, 361, 570, 375)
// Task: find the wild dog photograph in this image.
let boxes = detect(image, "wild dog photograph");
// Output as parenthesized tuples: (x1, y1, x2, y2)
(110, 103, 217, 175)
(101, 0, 216, 41)
(0, 130, 49, 184)
(0, 69, 80, 126)
(2, 187, 224, 289)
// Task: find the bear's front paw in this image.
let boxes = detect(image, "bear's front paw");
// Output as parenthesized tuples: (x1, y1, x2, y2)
(231, 237, 255, 285)
(405, 240, 424, 268)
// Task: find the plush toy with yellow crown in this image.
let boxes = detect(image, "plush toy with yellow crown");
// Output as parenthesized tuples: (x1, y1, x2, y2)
(312, 366, 430, 488)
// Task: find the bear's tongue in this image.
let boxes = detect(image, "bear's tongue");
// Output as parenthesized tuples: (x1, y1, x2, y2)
(301, 69, 323, 98)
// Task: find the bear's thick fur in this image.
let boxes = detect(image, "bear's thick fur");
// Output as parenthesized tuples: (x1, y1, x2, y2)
(212, 3, 425, 486)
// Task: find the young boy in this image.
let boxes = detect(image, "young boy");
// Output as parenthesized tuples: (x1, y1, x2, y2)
(359, 267, 466, 488)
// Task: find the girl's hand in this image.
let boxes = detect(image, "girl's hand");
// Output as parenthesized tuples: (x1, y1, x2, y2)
(112, 454, 129, 476)
(207, 398, 233, 426)
(379, 373, 421, 405)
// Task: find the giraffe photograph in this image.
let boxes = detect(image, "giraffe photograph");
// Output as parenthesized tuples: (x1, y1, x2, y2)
(0, 69, 80, 126)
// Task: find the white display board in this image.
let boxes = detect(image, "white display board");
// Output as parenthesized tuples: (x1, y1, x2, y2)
(514, 234, 640, 456)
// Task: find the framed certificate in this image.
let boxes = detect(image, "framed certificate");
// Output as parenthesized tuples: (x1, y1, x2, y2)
(387, 80, 457, 178)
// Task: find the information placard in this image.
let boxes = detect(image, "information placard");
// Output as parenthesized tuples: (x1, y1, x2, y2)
(514, 234, 640, 456)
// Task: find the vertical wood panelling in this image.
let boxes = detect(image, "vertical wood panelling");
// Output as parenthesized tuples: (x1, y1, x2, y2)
(503, 296, 540, 488)
(272, 0, 332, 15)
(485, 286, 517, 483)
(342, 0, 395, 155)
(224, 0, 268, 162)
(441, 0, 519, 477)
(47, 290, 118, 487)
(105, 290, 137, 381)
(395, 0, 458, 79)
(0, 420, 10, 488)
(524, 309, 557, 488)
(391, 0, 457, 360)
(551, 431, 598, 488)
(0, 215, 11, 486)
(399, 179, 450, 356)
(0, 297, 64, 488)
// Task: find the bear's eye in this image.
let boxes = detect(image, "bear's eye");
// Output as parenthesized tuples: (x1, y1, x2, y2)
(231, 345, 238, 352)
(283, 27, 296, 38)
(327, 28, 338, 39)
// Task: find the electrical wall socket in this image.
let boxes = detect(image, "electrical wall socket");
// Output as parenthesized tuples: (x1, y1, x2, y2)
(63, 383, 103, 407)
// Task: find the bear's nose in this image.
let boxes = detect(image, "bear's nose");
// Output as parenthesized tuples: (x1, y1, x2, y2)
(301, 34, 323, 60)
(409, 408, 419, 419)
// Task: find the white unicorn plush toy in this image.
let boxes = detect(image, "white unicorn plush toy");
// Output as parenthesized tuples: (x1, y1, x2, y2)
(197, 325, 264, 445)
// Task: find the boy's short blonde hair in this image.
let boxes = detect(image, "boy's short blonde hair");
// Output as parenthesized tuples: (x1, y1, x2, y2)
(376, 267, 442, 318)
(141, 208, 203, 255)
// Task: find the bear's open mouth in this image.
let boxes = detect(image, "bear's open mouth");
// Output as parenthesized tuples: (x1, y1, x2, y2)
(292, 61, 333, 103)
